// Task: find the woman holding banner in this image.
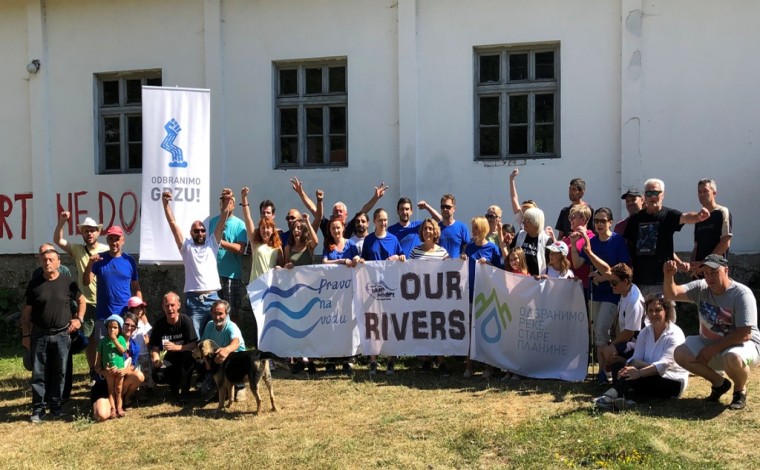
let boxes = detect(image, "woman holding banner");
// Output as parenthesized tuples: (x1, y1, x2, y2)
(594, 295, 688, 410)
(512, 207, 549, 276)
(569, 207, 631, 384)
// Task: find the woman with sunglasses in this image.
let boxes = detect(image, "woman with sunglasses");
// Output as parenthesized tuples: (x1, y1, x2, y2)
(594, 294, 688, 410)
(569, 207, 631, 384)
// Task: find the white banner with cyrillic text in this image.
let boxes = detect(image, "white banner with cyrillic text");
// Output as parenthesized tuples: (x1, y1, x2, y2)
(471, 265, 589, 381)
(140, 86, 210, 264)
(248, 264, 360, 358)
(353, 259, 470, 356)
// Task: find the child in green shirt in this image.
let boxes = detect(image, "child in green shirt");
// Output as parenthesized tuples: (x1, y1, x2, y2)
(95, 314, 127, 418)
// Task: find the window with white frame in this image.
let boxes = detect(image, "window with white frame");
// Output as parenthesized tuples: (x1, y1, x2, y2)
(96, 70, 162, 173)
(274, 59, 347, 168)
(474, 45, 559, 160)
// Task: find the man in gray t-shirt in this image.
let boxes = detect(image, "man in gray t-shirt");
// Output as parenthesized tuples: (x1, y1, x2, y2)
(665, 254, 760, 410)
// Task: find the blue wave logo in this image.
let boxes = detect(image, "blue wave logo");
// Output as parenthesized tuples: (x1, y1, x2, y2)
(262, 283, 320, 301)
(260, 318, 321, 340)
(473, 289, 512, 344)
(265, 297, 322, 320)
(365, 281, 396, 300)
(161, 118, 187, 168)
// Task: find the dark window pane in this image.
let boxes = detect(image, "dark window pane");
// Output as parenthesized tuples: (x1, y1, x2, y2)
(146, 77, 162, 87)
(509, 127, 528, 155)
(509, 53, 528, 81)
(128, 143, 142, 169)
(329, 136, 347, 163)
(479, 127, 500, 156)
(536, 51, 555, 79)
(509, 95, 528, 124)
(306, 108, 323, 134)
(104, 144, 121, 170)
(535, 94, 554, 123)
(479, 96, 499, 126)
(479, 55, 500, 83)
(279, 69, 298, 96)
(329, 66, 346, 93)
(306, 137, 324, 164)
(535, 125, 554, 153)
(280, 137, 298, 164)
(102, 80, 119, 106)
(126, 79, 142, 104)
(104, 117, 120, 143)
(280, 108, 297, 135)
(329, 106, 346, 134)
(305, 68, 322, 94)
(127, 116, 142, 142)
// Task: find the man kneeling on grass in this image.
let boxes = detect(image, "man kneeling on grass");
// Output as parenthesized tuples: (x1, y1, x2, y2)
(664, 255, 760, 410)
(199, 299, 247, 402)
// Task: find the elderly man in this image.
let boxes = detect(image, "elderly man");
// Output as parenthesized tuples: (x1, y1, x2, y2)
(690, 178, 732, 276)
(290, 176, 387, 239)
(200, 299, 247, 401)
(150, 292, 198, 405)
(163, 189, 230, 337)
(21, 245, 86, 423)
(614, 188, 644, 236)
(83, 226, 142, 345)
(622, 178, 709, 295)
(207, 189, 248, 323)
(54, 212, 108, 382)
(665, 256, 760, 410)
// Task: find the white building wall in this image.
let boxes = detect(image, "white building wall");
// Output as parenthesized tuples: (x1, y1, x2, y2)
(0, 0, 758, 255)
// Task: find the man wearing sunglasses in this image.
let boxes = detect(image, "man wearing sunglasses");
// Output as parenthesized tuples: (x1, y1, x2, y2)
(162, 190, 230, 338)
(622, 178, 709, 296)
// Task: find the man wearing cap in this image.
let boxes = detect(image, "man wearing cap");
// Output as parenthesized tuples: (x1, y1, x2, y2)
(690, 178, 732, 277)
(614, 188, 644, 236)
(21, 245, 86, 423)
(149, 292, 198, 405)
(162, 189, 230, 338)
(83, 225, 142, 345)
(622, 178, 710, 296)
(207, 189, 248, 324)
(665, 256, 760, 410)
(54, 211, 108, 381)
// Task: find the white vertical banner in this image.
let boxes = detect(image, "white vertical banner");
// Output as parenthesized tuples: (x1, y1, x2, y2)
(139, 86, 210, 264)
(353, 259, 470, 356)
(471, 265, 589, 381)
(248, 265, 360, 358)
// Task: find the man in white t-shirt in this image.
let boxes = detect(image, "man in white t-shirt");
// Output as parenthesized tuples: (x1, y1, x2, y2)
(666, 255, 760, 410)
(162, 190, 230, 338)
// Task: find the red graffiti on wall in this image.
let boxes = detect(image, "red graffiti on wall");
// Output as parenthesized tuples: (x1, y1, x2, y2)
(0, 190, 140, 240)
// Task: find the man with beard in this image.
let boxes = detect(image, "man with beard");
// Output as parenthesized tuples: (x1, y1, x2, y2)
(54, 212, 108, 384)
(83, 226, 142, 349)
(162, 190, 230, 338)
(349, 211, 370, 253)
(388, 197, 422, 258)
(200, 299, 247, 401)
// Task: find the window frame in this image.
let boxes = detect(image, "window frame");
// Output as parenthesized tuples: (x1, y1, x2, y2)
(94, 70, 162, 174)
(273, 58, 348, 169)
(474, 44, 560, 161)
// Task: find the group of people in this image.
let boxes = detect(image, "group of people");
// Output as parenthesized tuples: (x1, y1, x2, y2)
(20, 171, 758, 423)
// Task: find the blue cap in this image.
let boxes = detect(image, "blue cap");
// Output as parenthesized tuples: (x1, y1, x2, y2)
(105, 314, 124, 329)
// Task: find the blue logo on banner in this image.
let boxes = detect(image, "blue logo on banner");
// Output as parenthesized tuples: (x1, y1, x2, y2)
(473, 289, 513, 344)
(161, 118, 187, 168)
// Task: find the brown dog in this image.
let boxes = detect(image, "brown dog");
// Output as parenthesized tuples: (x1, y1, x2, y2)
(192, 339, 278, 415)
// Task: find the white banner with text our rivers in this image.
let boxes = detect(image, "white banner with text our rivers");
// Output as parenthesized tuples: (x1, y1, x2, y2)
(248, 264, 360, 358)
(353, 259, 470, 356)
(471, 265, 589, 381)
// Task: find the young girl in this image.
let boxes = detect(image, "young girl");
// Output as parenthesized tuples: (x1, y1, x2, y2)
(128, 296, 153, 389)
(541, 241, 575, 279)
(121, 312, 145, 407)
(285, 214, 319, 268)
(462, 216, 503, 378)
(507, 247, 530, 276)
(95, 314, 127, 418)
(241, 187, 284, 282)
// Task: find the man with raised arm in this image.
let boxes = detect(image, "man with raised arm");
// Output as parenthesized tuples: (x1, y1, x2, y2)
(54, 212, 108, 383)
(162, 189, 230, 338)
(665, 256, 759, 410)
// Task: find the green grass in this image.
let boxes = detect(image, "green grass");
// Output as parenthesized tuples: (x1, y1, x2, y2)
(1, 348, 759, 469)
